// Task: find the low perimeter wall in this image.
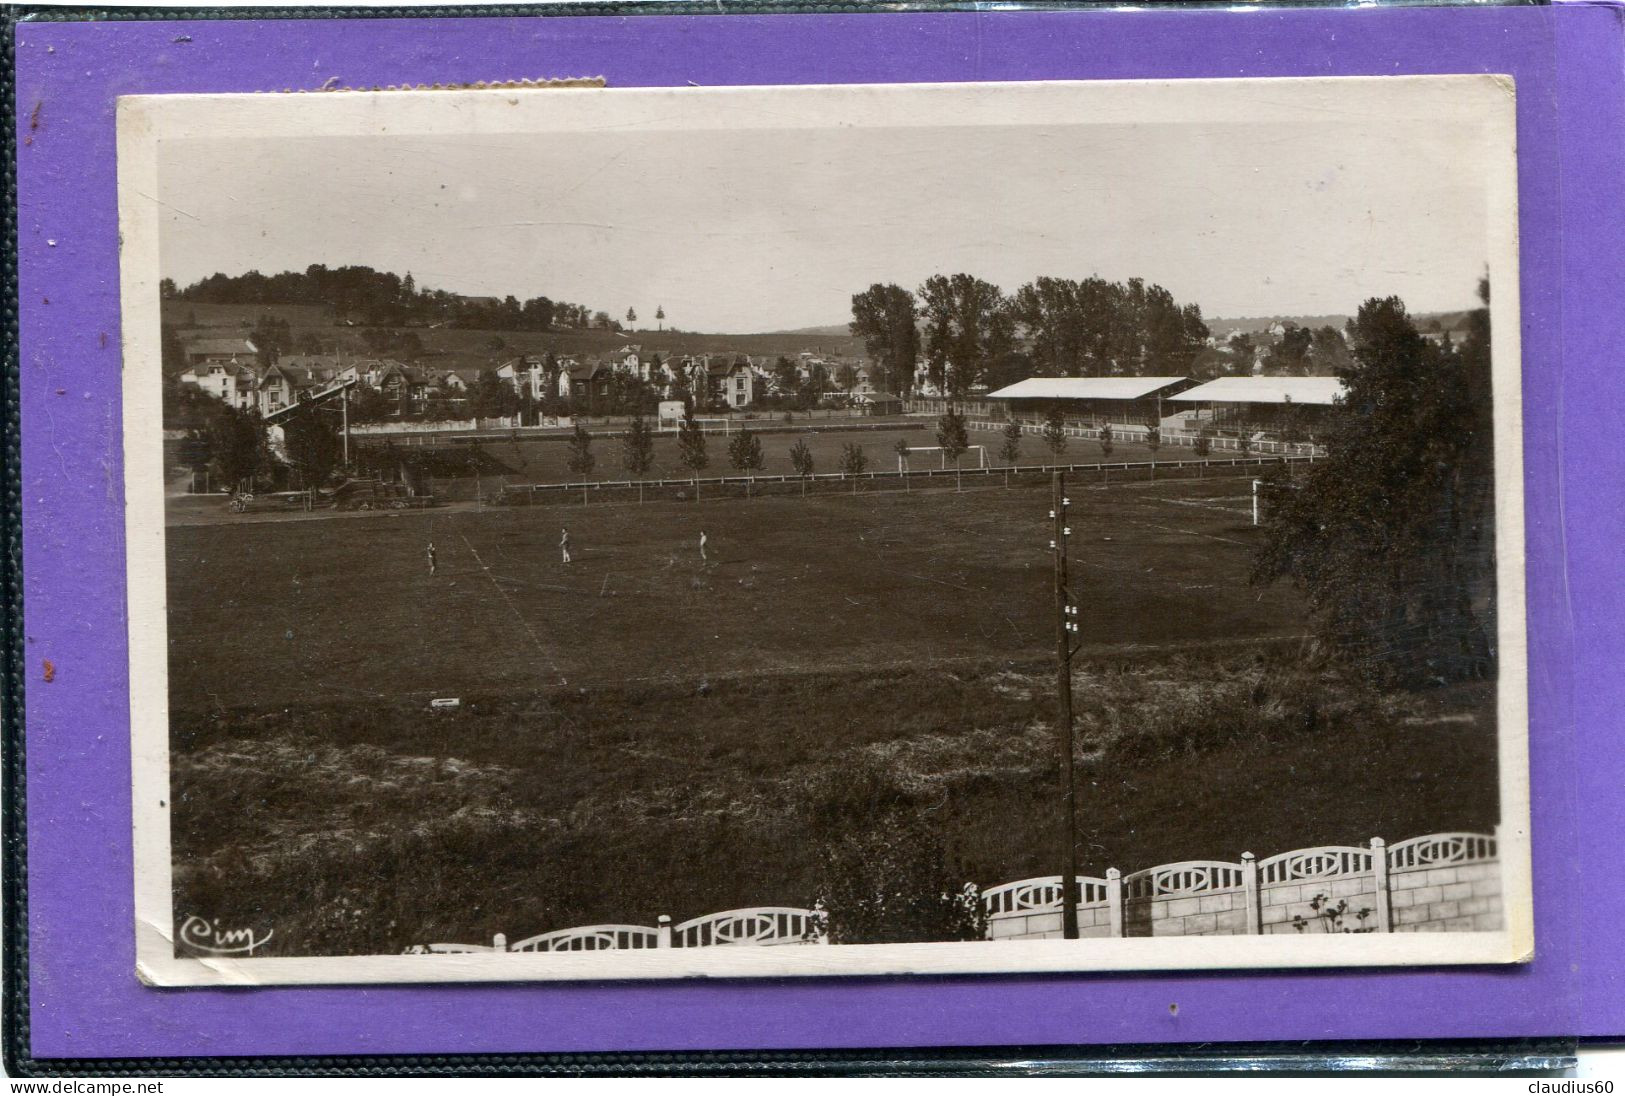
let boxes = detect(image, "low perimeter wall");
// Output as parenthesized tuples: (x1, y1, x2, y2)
(986, 831, 1502, 941)
(411, 830, 1502, 953)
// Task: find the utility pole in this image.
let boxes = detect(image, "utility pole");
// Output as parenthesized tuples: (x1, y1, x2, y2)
(1051, 472, 1081, 940)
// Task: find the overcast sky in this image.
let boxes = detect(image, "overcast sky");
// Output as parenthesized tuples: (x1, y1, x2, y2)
(158, 118, 1490, 332)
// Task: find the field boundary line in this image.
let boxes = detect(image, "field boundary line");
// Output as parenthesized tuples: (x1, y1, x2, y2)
(458, 531, 567, 685)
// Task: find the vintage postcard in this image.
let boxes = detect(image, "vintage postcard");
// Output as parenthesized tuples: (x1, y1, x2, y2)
(118, 76, 1531, 986)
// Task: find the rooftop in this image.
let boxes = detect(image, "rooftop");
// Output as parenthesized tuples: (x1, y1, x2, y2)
(985, 377, 1192, 401)
(1170, 376, 1347, 406)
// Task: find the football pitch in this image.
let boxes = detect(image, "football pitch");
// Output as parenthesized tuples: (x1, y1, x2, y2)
(166, 475, 1299, 713)
(350, 422, 1186, 494)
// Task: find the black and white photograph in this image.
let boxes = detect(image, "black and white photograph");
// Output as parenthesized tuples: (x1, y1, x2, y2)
(118, 77, 1530, 984)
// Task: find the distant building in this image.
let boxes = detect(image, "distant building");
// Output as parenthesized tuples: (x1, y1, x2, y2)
(851, 390, 902, 416)
(496, 356, 548, 401)
(703, 355, 757, 409)
(182, 336, 258, 368)
(178, 362, 258, 410)
(561, 359, 611, 401)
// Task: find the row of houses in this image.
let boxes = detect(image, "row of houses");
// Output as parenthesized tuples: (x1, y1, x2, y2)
(176, 339, 450, 417)
(176, 333, 886, 416)
(494, 347, 894, 411)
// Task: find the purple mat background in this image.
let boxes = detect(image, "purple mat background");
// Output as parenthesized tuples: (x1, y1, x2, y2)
(13, 5, 1624, 1059)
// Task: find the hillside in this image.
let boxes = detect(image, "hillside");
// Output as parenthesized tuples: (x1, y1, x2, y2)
(163, 299, 867, 365)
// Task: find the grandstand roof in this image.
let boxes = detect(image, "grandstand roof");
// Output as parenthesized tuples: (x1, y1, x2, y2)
(985, 377, 1191, 401)
(1170, 376, 1347, 406)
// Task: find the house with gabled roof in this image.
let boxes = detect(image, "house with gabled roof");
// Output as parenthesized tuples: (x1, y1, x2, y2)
(179, 361, 258, 411)
(182, 335, 258, 368)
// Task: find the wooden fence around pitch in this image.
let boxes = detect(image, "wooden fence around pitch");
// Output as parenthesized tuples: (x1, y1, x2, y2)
(493, 454, 1311, 507)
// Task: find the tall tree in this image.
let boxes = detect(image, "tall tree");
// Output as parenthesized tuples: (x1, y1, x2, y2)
(204, 404, 270, 491)
(789, 438, 815, 496)
(727, 424, 766, 496)
(917, 274, 1013, 396)
(1263, 323, 1314, 376)
(626, 307, 638, 329)
(1307, 325, 1354, 375)
(622, 413, 655, 482)
(840, 442, 869, 493)
(773, 356, 801, 397)
(849, 283, 920, 396)
(1252, 289, 1495, 684)
(655, 304, 665, 331)
(677, 404, 709, 498)
(998, 420, 1023, 481)
(936, 404, 971, 491)
(1226, 332, 1256, 376)
(566, 422, 595, 478)
(1041, 407, 1068, 458)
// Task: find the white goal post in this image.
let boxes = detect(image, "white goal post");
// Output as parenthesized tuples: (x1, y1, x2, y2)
(693, 417, 737, 434)
(897, 445, 987, 472)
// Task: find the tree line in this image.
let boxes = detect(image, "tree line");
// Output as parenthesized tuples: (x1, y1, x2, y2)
(1253, 281, 1495, 687)
(850, 274, 1212, 398)
(164, 265, 602, 333)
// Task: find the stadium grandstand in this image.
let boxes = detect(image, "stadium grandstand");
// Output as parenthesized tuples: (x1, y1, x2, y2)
(984, 376, 1197, 426)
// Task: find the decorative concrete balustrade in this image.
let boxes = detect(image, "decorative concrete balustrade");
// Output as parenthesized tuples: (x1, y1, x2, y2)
(409, 830, 1502, 953)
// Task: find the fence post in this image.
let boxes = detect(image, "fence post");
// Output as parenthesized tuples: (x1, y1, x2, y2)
(1371, 838, 1393, 932)
(657, 914, 673, 949)
(492, 932, 508, 952)
(1241, 852, 1261, 935)
(1106, 868, 1125, 937)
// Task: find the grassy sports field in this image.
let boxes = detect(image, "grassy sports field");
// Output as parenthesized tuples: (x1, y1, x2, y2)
(167, 476, 1298, 712)
(348, 421, 1190, 493)
(166, 478, 1499, 954)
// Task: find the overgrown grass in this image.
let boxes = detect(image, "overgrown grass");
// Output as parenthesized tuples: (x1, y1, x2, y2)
(171, 648, 1497, 954)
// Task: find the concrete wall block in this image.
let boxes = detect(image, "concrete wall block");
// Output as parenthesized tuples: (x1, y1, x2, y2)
(1182, 913, 1219, 936)
(1470, 876, 1503, 898)
(1330, 879, 1372, 899)
(1165, 897, 1204, 918)
(1473, 910, 1504, 931)
(1394, 905, 1430, 926)
(1424, 867, 1460, 887)
(1214, 909, 1247, 934)
(1199, 894, 1236, 914)
(1026, 912, 1062, 935)
(1152, 918, 1187, 937)
(1442, 916, 1477, 932)
(1411, 885, 1444, 906)
(1261, 905, 1294, 926)
(1455, 862, 1496, 882)
(1441, 881, 1474, 902)
(1264, 885, 1301, 906)
(1458, 896, 1495, 916)
(989, 918, 1028, 939)
(1433, 900, 1459, 921)
(1391, 871, 1430, 890)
